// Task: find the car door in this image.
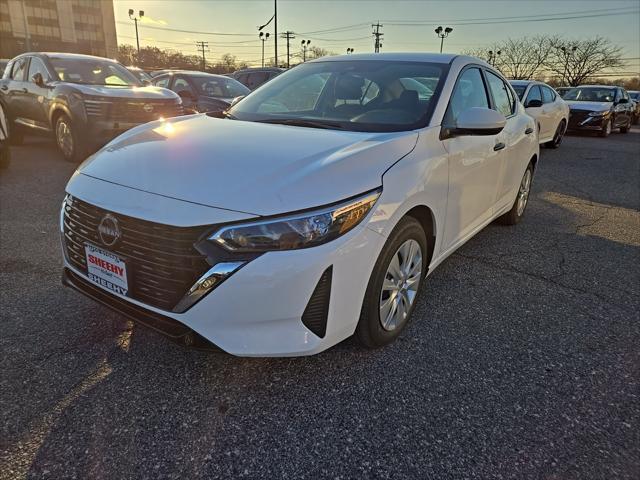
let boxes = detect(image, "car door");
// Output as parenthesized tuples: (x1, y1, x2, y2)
(440, 66, 504, 249)
(23, 56, 52, 129)
(484, 70, 533, 213)
(3, 57, 30, 125)
(539, 85, 558, 139)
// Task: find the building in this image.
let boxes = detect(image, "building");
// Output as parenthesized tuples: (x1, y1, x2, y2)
(0, 0, 117, 60)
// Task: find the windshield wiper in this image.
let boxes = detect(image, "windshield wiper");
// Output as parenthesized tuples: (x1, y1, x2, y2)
(256, 118, 345, 130)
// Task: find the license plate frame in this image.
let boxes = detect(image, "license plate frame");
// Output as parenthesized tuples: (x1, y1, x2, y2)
(84, 243, 129, 296)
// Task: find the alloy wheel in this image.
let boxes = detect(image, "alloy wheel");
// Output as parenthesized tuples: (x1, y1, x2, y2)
(56, 120, 74, 158)
(516, 169, 532, 217)
(379, 239, 422, 331)
(553, 121, 565, 146)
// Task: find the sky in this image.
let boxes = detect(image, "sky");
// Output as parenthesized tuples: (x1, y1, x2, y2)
(113, 0, 640, 71)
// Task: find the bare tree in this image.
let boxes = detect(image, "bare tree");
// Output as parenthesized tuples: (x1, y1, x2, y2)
(545, 37, 624, 86)
(464, 36, 552, 80)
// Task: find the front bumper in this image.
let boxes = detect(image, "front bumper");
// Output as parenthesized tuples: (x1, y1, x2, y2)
(62, 214, 386, 357)
(567, 112, 609, 131)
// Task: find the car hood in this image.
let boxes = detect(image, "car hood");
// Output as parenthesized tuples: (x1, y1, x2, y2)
(77, 115, 418, 216)
(566, 101, 612, 112)
(60, 83, 178, 100)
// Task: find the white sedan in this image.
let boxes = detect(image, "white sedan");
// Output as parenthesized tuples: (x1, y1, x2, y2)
(61, 53, 538, 356)
(510, 80, 570, 148)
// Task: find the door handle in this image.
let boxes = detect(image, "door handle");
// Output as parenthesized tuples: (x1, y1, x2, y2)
(493, 142, 506, 151)
(525, 127, 534, 135)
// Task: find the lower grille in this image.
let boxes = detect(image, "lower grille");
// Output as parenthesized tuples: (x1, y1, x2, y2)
(301, 267, 332, 338)
(568, 111, 592, 128)
(62, 196, 211, 311)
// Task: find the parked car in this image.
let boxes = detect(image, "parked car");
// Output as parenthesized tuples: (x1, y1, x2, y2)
(510, 80, 569, 148)
(151, 71, 249, 114)
(231, 67, 284, 90)
(628, 90, 639, 124)
(0, 53, 183, 162)
(126, 66, 153, 84)
(61, 52, 538, 356)
(0, 99, 9, 169)
(148, 69, 181, 78)
(0, 59, 9, 77)
(563, 85, 633, 137)
(555, 86, 572, 98)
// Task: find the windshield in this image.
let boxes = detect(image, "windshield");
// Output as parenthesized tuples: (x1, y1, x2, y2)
(563, 87, 615, 102)
(49, 57, 141, 86)
(228, 60, 447, 132)
(511, 84, 527, 100)
(191, 75, 249, 98)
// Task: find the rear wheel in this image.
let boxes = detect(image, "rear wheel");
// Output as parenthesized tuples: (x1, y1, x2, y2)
(497, 162, 533, 226)
(55, 114, 86, 163)
(356, 217, 427, 348)
(545, 119, 566, 149)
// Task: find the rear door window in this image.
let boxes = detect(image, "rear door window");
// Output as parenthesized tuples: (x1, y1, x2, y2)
(541, 86, 555, 103)
(485, 70, 514, 117)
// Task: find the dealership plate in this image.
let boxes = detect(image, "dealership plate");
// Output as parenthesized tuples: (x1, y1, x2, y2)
(84, 243, 129, 296)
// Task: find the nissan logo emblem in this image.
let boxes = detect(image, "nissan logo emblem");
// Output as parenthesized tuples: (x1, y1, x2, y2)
(143, 103, 154, 113)
(98, 214, 121, 247)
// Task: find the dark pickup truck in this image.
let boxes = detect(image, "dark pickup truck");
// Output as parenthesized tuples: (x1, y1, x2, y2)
(0, 52, 183, 162)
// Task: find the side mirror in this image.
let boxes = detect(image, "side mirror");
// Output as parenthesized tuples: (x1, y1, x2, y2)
(229, 95, 245, 107)
(445, 107, 506, 138)
(617, 98, 628, 104)
(525, 99, 543, 108)
(177, 90, 194, 100)
(31, 72, 46, 87)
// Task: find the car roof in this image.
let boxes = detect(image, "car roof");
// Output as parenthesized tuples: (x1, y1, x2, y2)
(576, 85, 617, 89)
(24, 52, 120, 62)
(307, 52, 459, 64)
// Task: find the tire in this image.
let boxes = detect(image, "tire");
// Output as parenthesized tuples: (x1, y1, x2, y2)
(633, 114, 639, 125)
(1, 103, 23, 146)
(620, 121, 630, 134)
(497, 162, 534, 226)
(54, 113, 87, 163)
(356, 216, 428, 348)
(599, 119, 611, 138)
(544, 119, 566, 149)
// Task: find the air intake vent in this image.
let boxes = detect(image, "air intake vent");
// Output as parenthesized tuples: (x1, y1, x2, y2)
(301, 266, 332, 338)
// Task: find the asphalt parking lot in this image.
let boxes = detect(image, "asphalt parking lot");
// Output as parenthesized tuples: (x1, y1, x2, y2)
(1, 129, 639, 479)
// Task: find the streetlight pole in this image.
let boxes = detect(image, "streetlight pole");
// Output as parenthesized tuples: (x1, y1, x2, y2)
(434, 26, 453, 53)
(128, 9, 144, 63)
(346, 48, 354, 55)
(560, 45, 577, 86)
(488, 49, 501, 67)
(259, 32, 270, 67)
(301, 40, 310, 62)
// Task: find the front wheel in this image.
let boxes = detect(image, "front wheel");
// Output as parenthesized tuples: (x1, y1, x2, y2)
(356, 217, 428, 348)
(55, 114, 87, 163)
(497, 162, 533, 226)
(545, 119, 566, 149)
(600, 119, 612, 138)
(620, 121, 630, 134)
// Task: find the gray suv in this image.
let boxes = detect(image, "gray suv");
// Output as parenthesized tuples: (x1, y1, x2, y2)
(0, 53, 183, 162)
(231, 67, 284, 90)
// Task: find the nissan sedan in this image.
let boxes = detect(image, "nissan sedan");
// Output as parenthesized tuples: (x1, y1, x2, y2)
(61, 53, 538, 356)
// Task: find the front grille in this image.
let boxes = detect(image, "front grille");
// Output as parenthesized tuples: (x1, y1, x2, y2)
(568, 110, 591, 128)
(84, 99, 184, 122)
(62, 196, 211, 311)
(111, 101, 184, 122)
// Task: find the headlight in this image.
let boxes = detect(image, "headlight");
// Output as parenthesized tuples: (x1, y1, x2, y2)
(588, 111, 609, 117)
(210, 189, 381, 252)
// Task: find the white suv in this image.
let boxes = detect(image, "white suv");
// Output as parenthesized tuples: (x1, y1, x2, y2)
(61, 53, 538, 356)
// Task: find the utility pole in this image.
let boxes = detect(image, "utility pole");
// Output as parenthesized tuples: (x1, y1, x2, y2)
(372, 22, 383, 53)
(274, 0, 278, 67)
(281, 31, 295, 68)
(196, 41, 209, 71)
